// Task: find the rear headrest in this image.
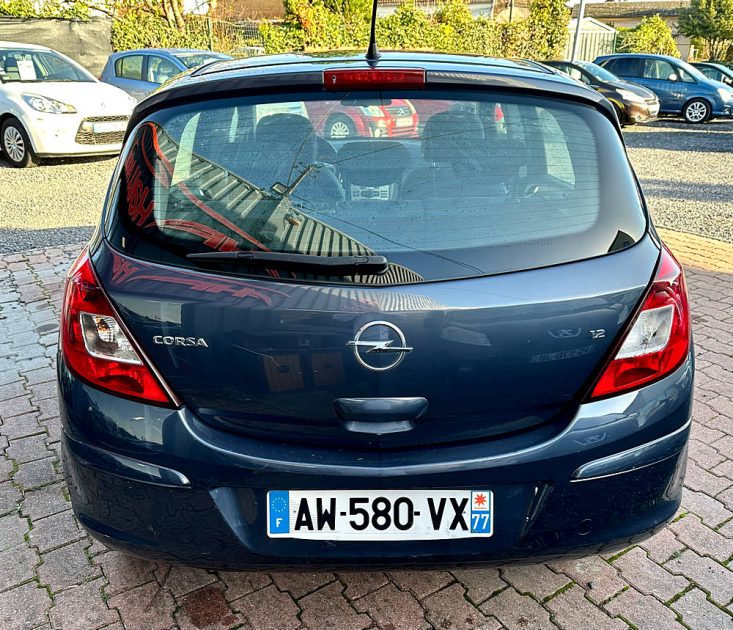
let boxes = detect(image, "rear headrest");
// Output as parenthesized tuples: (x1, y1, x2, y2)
(421, 112, 485, 163)
(336, 140, 410, 185)
(196, 108, 235, 137)
(192, 107, 239, 160)
(256, 114, 316, 163)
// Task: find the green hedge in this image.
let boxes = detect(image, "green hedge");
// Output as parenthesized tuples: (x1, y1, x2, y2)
(111, 13, 205, 51)
(111, 12, 262, 53)
(261, 0, 570, 60)
(109, 0, 571, 59)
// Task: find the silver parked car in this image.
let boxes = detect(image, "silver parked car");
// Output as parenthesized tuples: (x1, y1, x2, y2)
(100, 48, 232, 101)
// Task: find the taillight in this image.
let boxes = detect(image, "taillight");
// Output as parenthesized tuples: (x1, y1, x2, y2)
(60, 251, 176, 407)
(324, 68, 425, 90)
(588, 245, 690, 400)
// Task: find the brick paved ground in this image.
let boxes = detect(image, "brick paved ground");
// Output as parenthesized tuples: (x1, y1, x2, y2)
(0, 233, 731, 630)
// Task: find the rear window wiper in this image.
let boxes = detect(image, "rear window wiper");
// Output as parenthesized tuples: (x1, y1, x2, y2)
(186, 251, 389, 275)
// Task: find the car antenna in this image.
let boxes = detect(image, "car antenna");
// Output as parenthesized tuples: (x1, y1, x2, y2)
(366, 0, 381, 64)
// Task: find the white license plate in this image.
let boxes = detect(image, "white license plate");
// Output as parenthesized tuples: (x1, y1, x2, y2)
(267, 490, 493, 540)
(92, 121, 126, 133)
(395, 117, 412, 127)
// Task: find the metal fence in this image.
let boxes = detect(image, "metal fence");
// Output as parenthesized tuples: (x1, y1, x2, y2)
(186, 16, 265, 55)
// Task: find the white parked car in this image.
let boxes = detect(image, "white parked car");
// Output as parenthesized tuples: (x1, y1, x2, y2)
(0, 41, 136, 167)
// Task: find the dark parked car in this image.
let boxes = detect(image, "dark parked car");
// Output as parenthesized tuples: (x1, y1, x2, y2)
(544, 60, 659, 125)
(59, 51, 693, 568)
(100, 48, 232, 101)
(692, 61, 733, 86)
(595, 53, 733, 123)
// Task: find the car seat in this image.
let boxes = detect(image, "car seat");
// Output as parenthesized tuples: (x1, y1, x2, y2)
(336, 141, 410, 201)
(252, 114, 343, 204)
(401, 111, 500, 199)
(1, 58, 21, 81)
(481, 115, 529, 190)
(151, 61, 177, 85)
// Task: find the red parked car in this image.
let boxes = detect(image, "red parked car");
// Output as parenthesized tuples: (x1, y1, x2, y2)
(306, 98, 417, 139)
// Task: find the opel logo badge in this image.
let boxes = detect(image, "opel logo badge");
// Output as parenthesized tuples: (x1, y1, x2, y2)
(347, 321, 413, 372)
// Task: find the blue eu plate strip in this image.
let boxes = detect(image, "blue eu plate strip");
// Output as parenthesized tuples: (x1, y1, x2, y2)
(269, 491, 290, 534)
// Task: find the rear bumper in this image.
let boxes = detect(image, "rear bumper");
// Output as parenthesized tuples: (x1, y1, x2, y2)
(59, 354, 693, 568)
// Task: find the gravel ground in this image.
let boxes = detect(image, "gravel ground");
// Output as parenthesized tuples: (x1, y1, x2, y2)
(0, 118, 731, 254)
(0, 155, 116, 253)
(624, 118, 733, 244)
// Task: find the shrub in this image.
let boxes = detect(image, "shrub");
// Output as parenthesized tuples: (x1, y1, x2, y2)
(322, 0, 370, 20)
(0, 0, 37, 18)
(498, 20, 532, 58)
(377, 0, 438, 50)
(277, 0, 368, 50)
(39, 0, 89, 19)
(617, 14, 680, 57)
(0, 0, 89, 19)
(111, 11, 264, 53)
(260, 0, 567, 58)
(526, 0, 571, 59)
(111, 12, 207, 51)
(434, 0, 502, 55)
(260, 20, 307, 53)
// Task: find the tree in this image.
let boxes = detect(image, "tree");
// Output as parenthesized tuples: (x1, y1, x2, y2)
(618, 14, 680, 57)
(138, 0, 186, 30)
(679, 0, 733, 60)
(526, 0, 571, 60)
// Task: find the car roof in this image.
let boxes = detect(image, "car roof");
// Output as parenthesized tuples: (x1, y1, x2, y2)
(127, 50, 618, 136)
(192, 50, 554, 77)
(544, 60, 592, 68)
(0, 40, 51, 51)
(693, 61, 730, 70)
(114, 48, 225, 55)
(596, 53, 680, 62)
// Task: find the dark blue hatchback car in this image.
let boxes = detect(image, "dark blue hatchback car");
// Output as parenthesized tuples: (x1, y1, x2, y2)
(58, 52, 693, 568)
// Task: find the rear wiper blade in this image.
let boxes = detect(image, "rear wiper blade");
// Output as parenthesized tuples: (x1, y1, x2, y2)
(186, 251, 389, 275)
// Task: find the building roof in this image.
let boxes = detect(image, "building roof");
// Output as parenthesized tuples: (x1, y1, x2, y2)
(572, 0, 690, 19)
(569, 17, 618, 32)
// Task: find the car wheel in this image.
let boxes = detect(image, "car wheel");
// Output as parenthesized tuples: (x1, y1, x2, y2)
(683, 99, 711, 124)
(1, 119, 38, 168)
(325, 116, 356, 140)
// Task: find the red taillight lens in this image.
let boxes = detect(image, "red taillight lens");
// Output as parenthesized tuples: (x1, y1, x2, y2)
(324, 68, 426, 90)
(589, 245, 691, 400)
(61, 251, 176, 407)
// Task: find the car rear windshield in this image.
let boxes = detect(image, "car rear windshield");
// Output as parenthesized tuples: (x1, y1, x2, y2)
(107, 89, 646, 285)
(174, 53, 230, 69)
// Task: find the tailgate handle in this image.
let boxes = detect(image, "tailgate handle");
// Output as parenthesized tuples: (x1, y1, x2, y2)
(334, 397, 428, 435)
